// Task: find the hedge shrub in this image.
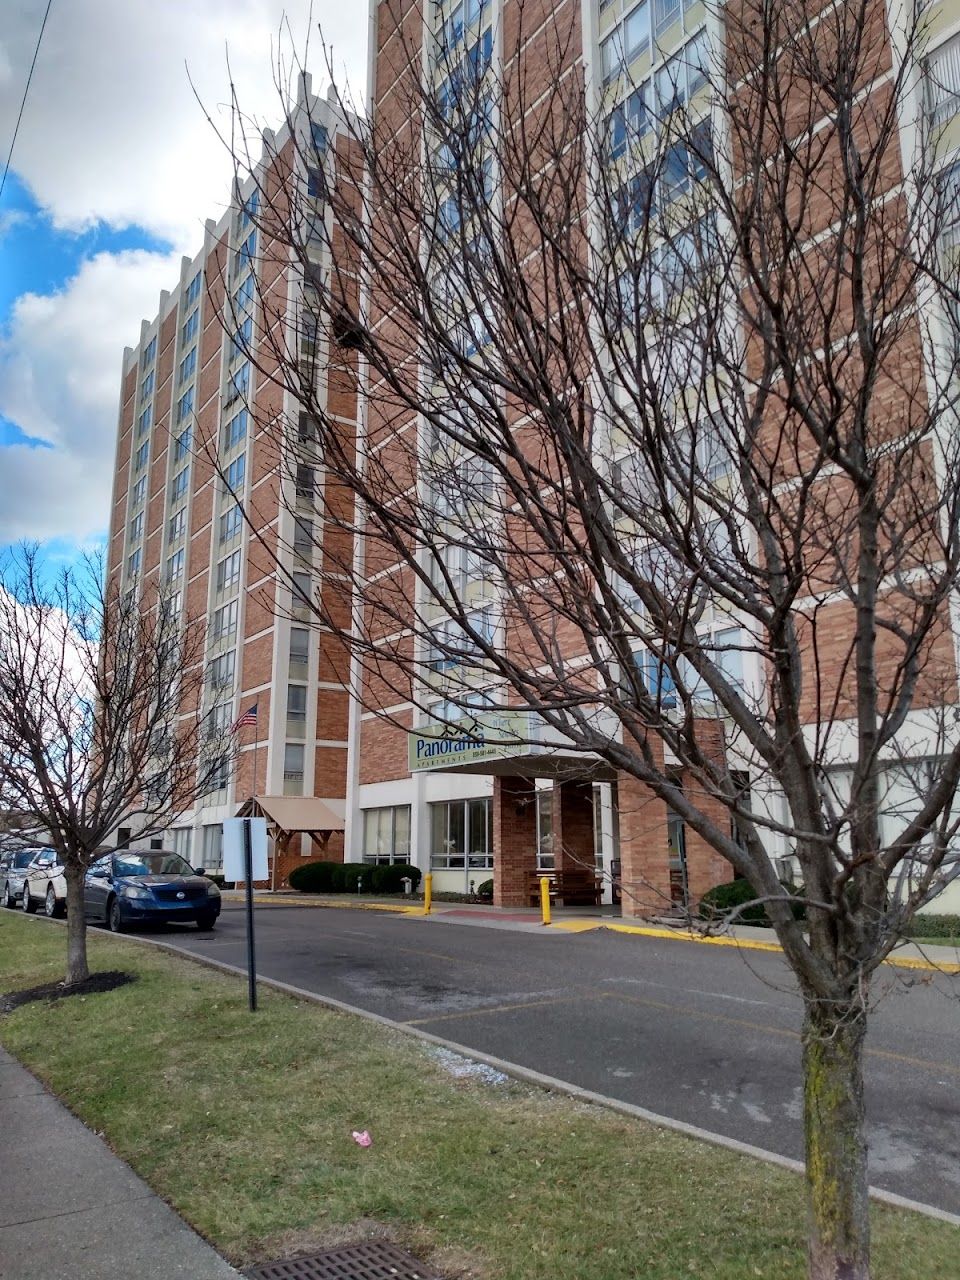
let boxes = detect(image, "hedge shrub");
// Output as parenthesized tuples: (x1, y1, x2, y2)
(370, 862, 422, 894)
(476, 878, 494, 900)
(288, 861, 340, 893)
(331, 861, 377, 893)
(904, 913, 960, 939)
(699, 877, 806, 925)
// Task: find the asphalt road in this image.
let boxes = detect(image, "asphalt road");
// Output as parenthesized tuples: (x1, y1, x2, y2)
(163, 903, 960, 1213)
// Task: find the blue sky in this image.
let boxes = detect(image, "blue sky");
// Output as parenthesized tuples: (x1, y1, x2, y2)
(0, 0, 366, 564)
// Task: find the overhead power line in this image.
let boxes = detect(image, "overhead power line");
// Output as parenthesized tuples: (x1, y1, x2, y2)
(0, 0, 54, 202)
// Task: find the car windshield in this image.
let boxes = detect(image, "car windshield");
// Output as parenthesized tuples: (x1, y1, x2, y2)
(112, 853, 195, 879)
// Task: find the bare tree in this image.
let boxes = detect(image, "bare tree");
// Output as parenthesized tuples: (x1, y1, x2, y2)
(0, 546, 233, 985)
(212, 1, 960, 1275)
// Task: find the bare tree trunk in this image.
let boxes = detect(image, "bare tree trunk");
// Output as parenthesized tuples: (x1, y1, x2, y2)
(803, 997, 870, 1280)
(64, 865, 89, 986)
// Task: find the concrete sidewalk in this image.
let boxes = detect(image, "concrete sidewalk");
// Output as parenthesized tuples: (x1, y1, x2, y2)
(0, 1045, 239, 1279)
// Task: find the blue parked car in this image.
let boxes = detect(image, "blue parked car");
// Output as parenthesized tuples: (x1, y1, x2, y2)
(84, 850, 221, 932)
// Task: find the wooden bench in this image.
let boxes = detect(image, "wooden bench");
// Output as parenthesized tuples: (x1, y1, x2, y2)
(528, 867, 602, 908)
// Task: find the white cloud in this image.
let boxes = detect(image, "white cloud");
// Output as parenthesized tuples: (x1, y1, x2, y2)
(0, 1, 368, 250)
(0, 249, 183, 544)
(0, 1, 367, 546)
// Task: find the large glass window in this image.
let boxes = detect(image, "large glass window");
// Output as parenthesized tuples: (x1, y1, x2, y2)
(362, 806, 412, 864)
(430, 797, 492, 869)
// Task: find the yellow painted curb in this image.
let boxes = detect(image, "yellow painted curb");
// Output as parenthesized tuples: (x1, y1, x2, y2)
(221, 894, 422, 916)
(552, 919, 960, 973)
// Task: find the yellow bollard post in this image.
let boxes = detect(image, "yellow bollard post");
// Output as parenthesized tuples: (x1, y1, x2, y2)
(423, 873, 433, 916)
(539, 876, 552, 927)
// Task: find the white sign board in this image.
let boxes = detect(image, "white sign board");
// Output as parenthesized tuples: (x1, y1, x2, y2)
(222, 817, 269, 882)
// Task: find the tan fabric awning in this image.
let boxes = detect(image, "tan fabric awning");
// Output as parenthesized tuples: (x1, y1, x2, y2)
(236, 795, 346, 835)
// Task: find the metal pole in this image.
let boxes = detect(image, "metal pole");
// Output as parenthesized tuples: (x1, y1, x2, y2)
(243, 817, 257, 1011)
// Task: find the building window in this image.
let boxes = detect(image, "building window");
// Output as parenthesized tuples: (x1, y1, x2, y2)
(128, 510, 144, 543)
(142, 335, 157, 367)
(212, 599, 239, 641)
(430, 797, 492, 870)
(928, 33, 960, 129)
(222, 409, 248, 452)
(200, 823, 222, 869)
(293, 516, 313, 555)
(165, 548, 185, 582)
(296, 465, 315, 500)
(219, 504, 242, 543)
(216, 549, 242, 592)
(170, 827, 192, 861)
(177, 346, 197, 385)
(176, 386, 195, 426)
(168, 508, 186, 543)
(223, 453, 246, 495)
(292, 570, 312, 612)
(132, 474, 147, 507)
(311, 120, 328, 152)
(185, 271, 202, 309)
(233, 273, 255, 313)
(362, 806, 411, 864)
(230, 315, 253, 363)
(171, 467, 189, 503)
(283, 742, 305, 786)
(174, 426, 192, 461)
(536, 791, 554, 871)
(286, 683, 308, 722)
(208, 649, 235, 691)
(126, 548, 142, 580)
(181, 309, 199, 347)
(137, 405, 152, 438)
(139, 368, 155, 403)
(289, 627, 309, 672)
(134, 440, 149, 472)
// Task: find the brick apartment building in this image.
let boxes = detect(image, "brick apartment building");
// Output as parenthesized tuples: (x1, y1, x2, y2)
(107, 1, 960, 916)
(344, 0, 960, 917)
(106, 78, 357, 885)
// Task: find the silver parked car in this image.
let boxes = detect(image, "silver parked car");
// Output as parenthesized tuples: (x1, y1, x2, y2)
(1, 848, 57, 909)
(22, 851, 67, 917)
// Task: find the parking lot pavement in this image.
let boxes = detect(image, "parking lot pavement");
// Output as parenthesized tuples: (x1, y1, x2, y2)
(0, 1046, 239, 1279)
(162, 903, 960, 1216)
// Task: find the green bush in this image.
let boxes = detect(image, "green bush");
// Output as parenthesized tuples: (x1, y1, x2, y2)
(288, 861, 341, 893)
(370, 863, 422, 894)
(699, 877, 804, 925)
(476, 878, 494, 900)
(331, 862, 377, 893)
(904, 913, 960, 939)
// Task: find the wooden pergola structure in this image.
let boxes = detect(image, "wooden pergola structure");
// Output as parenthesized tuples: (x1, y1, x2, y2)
(236, 795, 346, 888)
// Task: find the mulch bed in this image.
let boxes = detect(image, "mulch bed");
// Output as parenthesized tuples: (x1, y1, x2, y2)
(0, 969, 136, 1014)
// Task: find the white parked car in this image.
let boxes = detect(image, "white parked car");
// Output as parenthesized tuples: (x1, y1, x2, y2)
(2, 847, 58, 910)
(21, 851, 67, 918)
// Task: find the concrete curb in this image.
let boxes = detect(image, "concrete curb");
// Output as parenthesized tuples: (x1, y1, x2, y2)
(25, 914, 956, 1229)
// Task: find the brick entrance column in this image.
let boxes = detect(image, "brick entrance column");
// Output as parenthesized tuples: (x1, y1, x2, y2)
(552, 780, 597, 903)
(617, 735, 672, 919)
(492, 775, 537, 907)
(681, 719, 732, 908)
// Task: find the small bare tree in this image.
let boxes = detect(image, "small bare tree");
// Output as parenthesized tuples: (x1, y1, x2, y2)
(212, 1, 960, 1274)
(0, 546, 232, 985)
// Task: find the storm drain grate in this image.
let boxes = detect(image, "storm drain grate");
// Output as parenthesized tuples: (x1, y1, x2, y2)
(242, 1240, 441, 1280)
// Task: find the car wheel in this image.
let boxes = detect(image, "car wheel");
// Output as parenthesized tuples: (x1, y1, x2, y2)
(195, 911, 217, 931)
(2, 882, 13, 909)
(107, 897, 125, 933)
(45, 886, 64, 918)
(22, 882, 37, 914)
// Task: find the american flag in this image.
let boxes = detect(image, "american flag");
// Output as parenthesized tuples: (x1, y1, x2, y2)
(231, 703, 258, 732)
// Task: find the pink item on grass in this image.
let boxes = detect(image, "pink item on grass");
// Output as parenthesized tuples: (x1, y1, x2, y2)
(352, 1130, 372, 1147)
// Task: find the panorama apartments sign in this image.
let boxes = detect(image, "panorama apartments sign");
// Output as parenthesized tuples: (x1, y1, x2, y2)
(408, 710, 534, 772)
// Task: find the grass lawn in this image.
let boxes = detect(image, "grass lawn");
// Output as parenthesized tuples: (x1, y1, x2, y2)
(0, 914, 956, 1279)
